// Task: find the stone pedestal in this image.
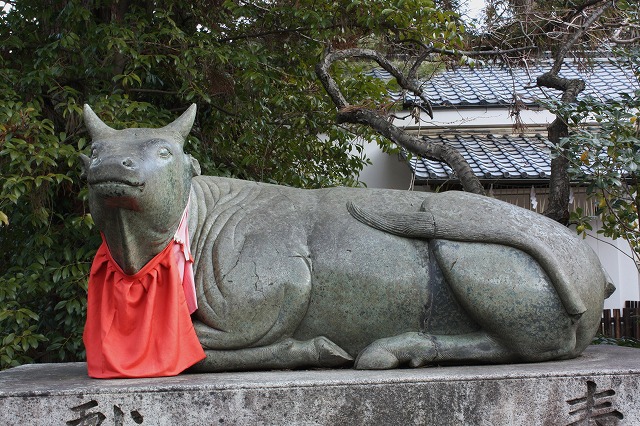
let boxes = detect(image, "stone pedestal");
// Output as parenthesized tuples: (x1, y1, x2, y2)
(1, 345, 638, 425)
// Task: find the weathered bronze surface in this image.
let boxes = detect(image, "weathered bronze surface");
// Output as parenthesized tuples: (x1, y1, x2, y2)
(82, 104, 611, 371)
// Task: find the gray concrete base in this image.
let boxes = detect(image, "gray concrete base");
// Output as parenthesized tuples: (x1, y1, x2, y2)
(1, 345, 639, 425)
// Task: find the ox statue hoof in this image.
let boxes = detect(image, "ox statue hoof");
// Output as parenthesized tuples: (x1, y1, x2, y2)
(355, 332, 436, 370)
(313, 336, 354, 367)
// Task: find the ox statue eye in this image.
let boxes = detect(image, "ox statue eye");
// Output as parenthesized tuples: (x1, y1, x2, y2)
(158, 147, 172, 158)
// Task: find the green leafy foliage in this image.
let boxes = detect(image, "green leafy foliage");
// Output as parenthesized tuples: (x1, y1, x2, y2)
(0, 97, 98, 367)
(548, 53, 640, 268)
(0, 1, 464, 368)
(592, 335, 640, 348)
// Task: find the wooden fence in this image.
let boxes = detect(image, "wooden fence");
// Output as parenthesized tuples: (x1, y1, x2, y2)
(601, 301, 640, 339)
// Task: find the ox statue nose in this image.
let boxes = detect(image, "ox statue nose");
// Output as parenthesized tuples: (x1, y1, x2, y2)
(122, 158, 135, 169)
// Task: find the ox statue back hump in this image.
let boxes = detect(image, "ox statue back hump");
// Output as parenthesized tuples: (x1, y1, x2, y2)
(82, 104, 612, 372)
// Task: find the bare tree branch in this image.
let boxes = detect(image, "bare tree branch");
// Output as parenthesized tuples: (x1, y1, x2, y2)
(611, 35, 640, 44)
(610, 18, 640, 44)
(316, 47, 485, 195)
(217, 25, 341, 43)
(399, 39, 537, 58)
(564, 0, 611, 22)
(337, 107, 486, 195)
(317, 48, 434, 118)
(549, 1, 611, 74)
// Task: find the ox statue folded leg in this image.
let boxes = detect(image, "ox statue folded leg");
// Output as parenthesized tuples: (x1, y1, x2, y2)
(80, 104, 613, 376)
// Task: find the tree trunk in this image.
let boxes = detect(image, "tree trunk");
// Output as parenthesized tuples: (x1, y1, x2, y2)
(545, 121, 571, 224)
(537, 72, 586, 224)
(533, 1, 609, 223)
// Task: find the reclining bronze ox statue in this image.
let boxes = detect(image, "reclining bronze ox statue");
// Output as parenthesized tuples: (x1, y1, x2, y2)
(81, 104, 612, 374)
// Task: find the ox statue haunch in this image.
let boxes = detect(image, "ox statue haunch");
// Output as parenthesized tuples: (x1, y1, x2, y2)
(81, 104, 613, 372)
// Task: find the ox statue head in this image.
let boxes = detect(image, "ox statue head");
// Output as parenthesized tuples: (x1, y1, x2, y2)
(80, 105, 201, 273)
(80, 103, 200, 209)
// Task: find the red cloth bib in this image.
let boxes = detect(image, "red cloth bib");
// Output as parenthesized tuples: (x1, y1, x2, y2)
(83, 237, 205, 379)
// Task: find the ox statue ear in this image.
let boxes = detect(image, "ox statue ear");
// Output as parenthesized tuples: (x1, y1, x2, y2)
(83, 104, 116, 141)
(162, 104, 197, 146)
(79, 153, 91, 180)
(189, 155, 201, 177)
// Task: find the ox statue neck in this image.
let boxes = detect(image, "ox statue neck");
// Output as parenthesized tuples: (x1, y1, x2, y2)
(100, 195, 190, 276)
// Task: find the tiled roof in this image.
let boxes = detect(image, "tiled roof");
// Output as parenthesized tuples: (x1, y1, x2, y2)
(369, 58, 639, 107)
(408, 134, 557, 182)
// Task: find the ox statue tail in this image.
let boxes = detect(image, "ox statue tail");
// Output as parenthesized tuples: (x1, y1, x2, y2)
(347, 191, 591, 319)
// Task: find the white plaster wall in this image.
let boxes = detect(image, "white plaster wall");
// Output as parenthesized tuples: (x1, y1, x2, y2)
(357, 142, 413, 190)
(583, 222, 640, 310)
(390, 107, 556, 131)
